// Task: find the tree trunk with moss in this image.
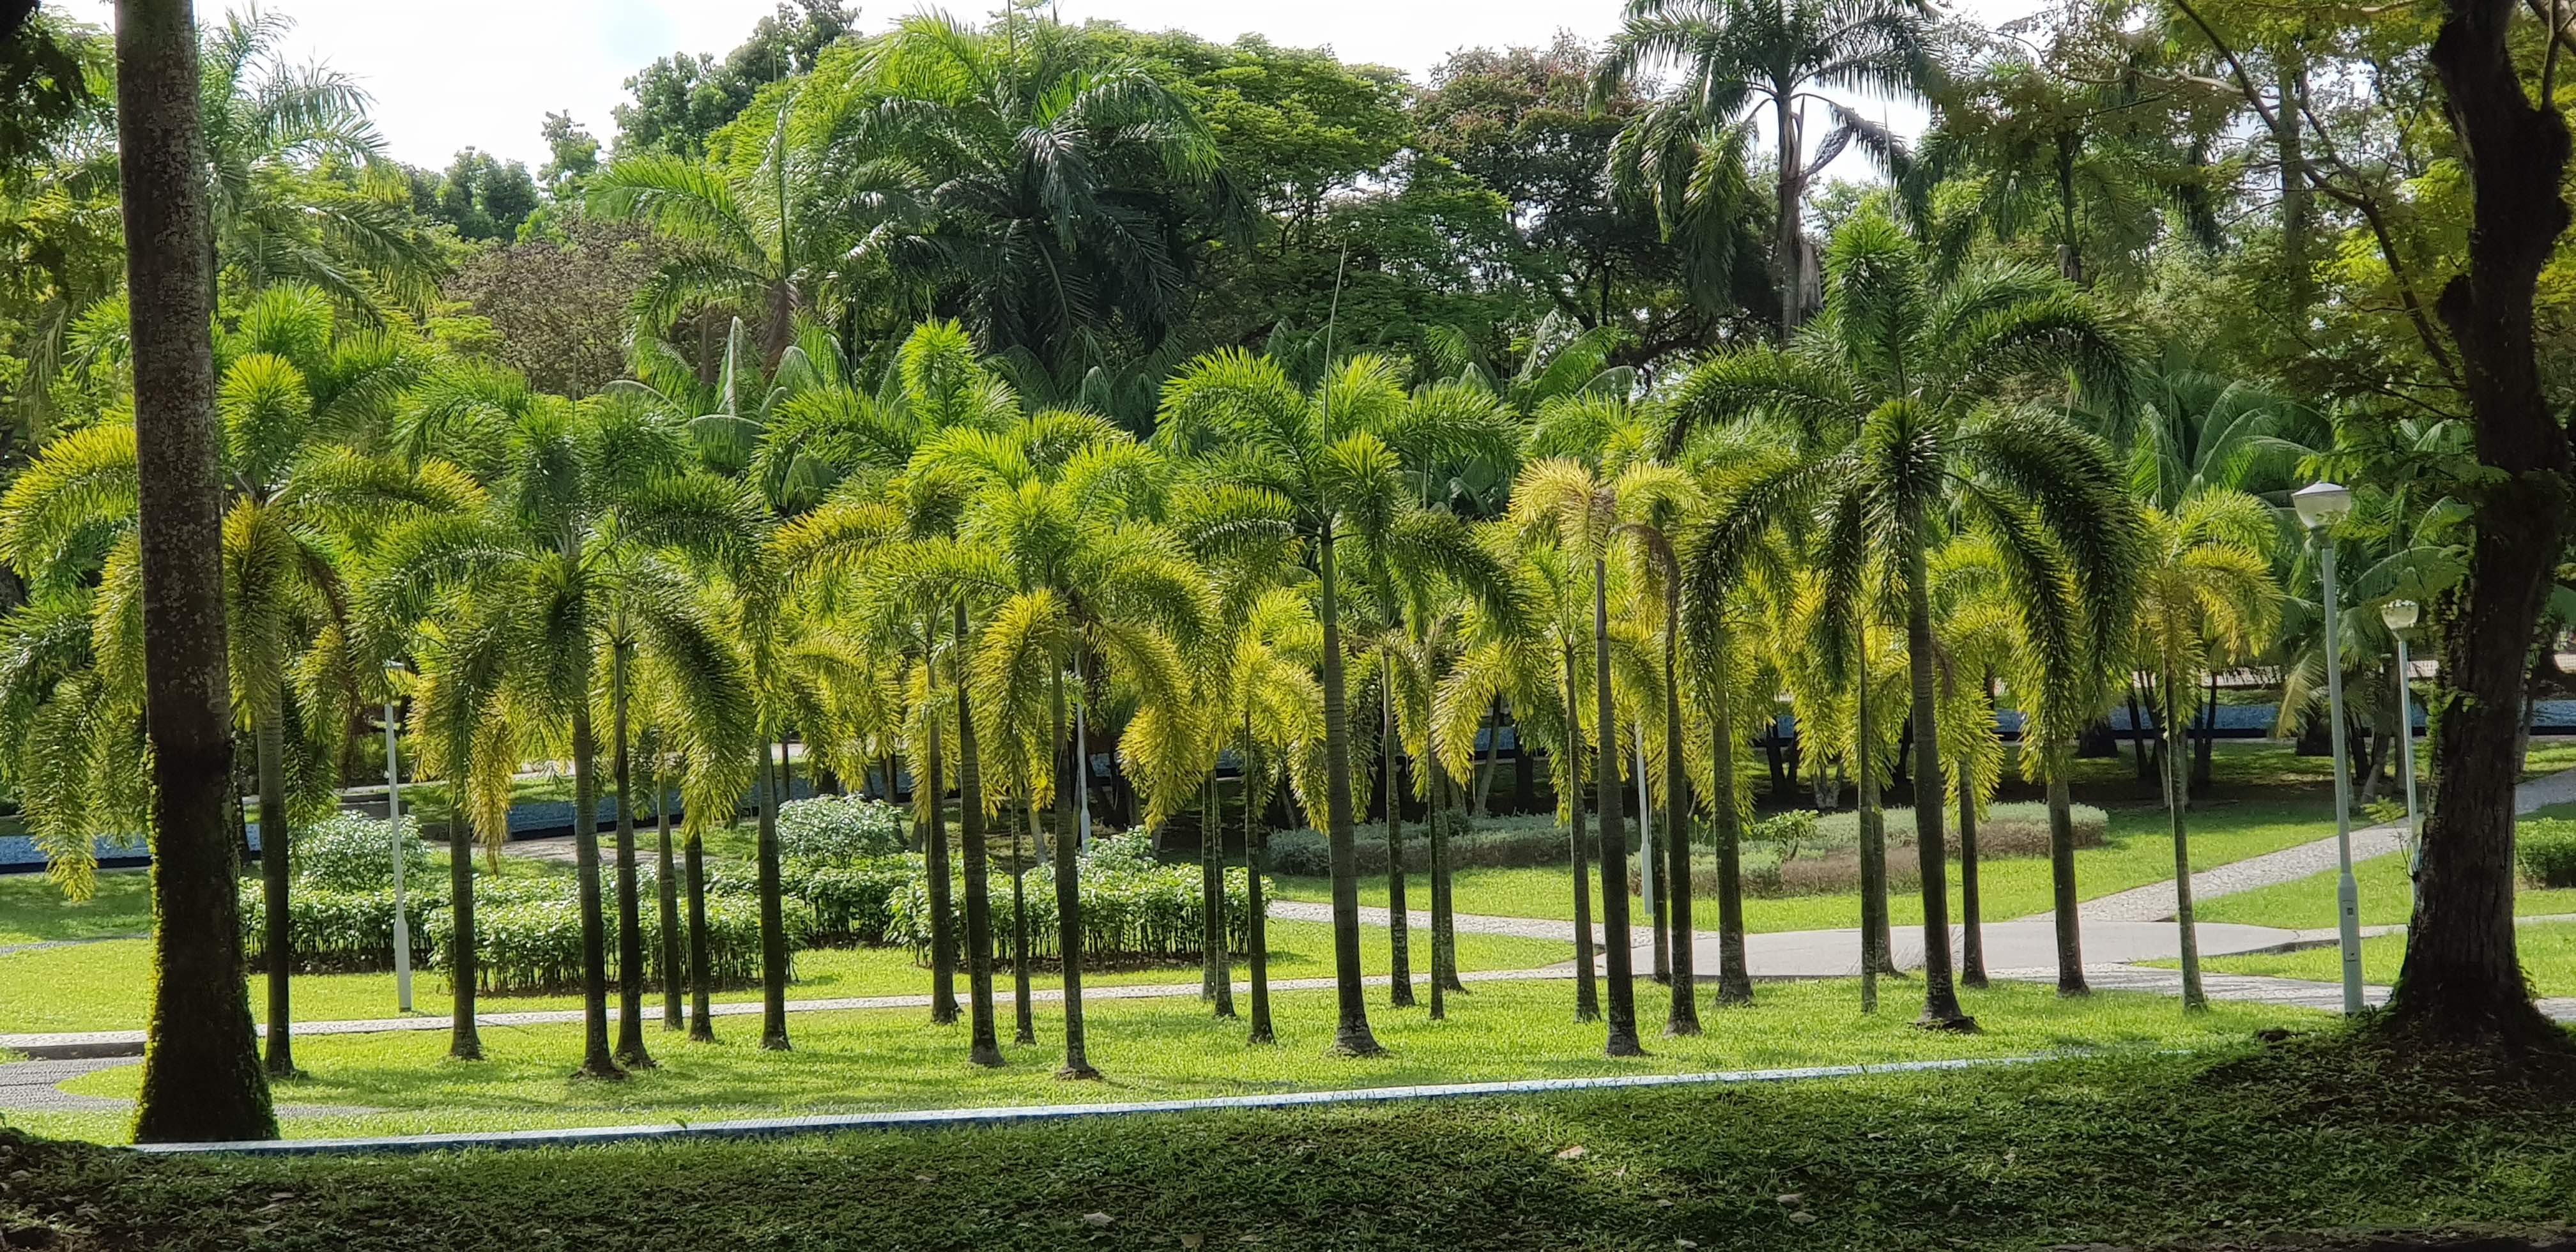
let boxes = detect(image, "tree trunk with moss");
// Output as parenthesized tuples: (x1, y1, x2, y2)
(124, 0, 276, 1139)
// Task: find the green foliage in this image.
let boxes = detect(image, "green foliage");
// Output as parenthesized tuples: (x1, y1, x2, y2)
(289, 812, 430, 894)
(889, 837, 1262, 963)
(436, 869, 775, 996)
(2518, 818, 2576, 889)
(240, 887, 436, 975)
(775, 795, 907, 865)
(1265, 815, 1594, 878)
(778, 856, 916, 947)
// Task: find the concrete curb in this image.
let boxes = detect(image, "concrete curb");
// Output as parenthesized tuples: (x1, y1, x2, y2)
(126, 1052, 2057, 1156)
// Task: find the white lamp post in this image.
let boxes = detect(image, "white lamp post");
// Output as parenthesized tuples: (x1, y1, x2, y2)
(2294, 481, 2363, 1014)
(384, 660, 413, 1013)
(2382, 599, 2423, 889)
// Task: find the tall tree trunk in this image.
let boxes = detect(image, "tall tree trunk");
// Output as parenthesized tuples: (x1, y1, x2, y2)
(654, 754, 682, 1030)
(1383, 664, 1413, 1009)
(685, 827, 714, 1042)
(1316, 526, 1381, 1054)
(1640, 729, 1664, 984)
(2048, 758, 2088, 995)
(2055, 133, 2085, 285)
(610, 644, 653, 1070)
(1593, 558, 1642, 1056)
(1673, 611, 1709, 1023)
(754, 726, 790, 1051)
(955, 604, 1002, 1067)
(2193, 671, 2218, 793)
(1052, 668, 1101, 1076)
(1856, 613, 1883, 1013)
(2163, 660, 2207, 1011)
(1473, 698, 1501, 818)
(1512, 711, 1536, 815)
(128, 72, 277, 1117)
(254, 704, 296, 1077)
(1563, 642, 1599, 1023)
(1201, 772, 1234, 1017)
(1905, 546, 1972, 1030)
(1958, 673, 1990, 990)
(923, 652, 957, 1028)
(569, 685, 622, 1079)
(2126, 688, 2154, 782)
(1427, 765, 1453, 1017)
(1773, 93, 1806, 333)
(2386, 0, 2575, 1051)
(2277, 53, 2313, 322)
(446, 804, 482, 1060)
(1245, 715, 1275, 1044)
(1013, 797, 1034, 1046)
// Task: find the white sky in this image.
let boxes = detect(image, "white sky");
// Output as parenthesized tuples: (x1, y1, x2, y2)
(54, 0, 2044, 169)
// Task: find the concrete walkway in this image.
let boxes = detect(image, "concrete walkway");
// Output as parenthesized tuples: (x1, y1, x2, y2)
(2075, 763, 2576, 923)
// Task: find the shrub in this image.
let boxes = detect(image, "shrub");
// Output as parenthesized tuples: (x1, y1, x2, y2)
(291, 811, 431, 893)
(429, 869, 776, 996)
(781, 856, 917, 947)
(241, 887, 440, 974)
(2520, 818, 2576, 888)
(776, 795, 908, 865)
(1814, 802, 2104, 858)
(889, 852, 1262, 965)
(1264, 814, 1593, 878)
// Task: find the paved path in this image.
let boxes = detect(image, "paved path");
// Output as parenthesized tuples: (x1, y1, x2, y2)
(2074, 765, 2576, 923)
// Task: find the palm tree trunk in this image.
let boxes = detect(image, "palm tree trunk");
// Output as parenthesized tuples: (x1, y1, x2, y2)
(2163, 660, 2205, 1011)
(1051, 668, 1101, 1078)
(2193, 671, 2217, 793)
(1315, 526, 1381, 1055)
(569, 694, 623, 1079)
(1245, 715, 1275, 1044)
(1430, 761, 1462, 998)
(1701, 616, 1743, 1014)
(2048, 752, 2088, 995)
(654, 755, 682, 1030)
(954, 604, 1002, 1067)
(1593, 558, 1642, 1056)
(447, 803, 483, 1059)
(1473, 698, 1501, 818)
(2126, 688, 2154, 782)
(122, 0, 275, 1141)
(1855, 614, 1882, 1014)
(1383, 663, 1413, 1009)
(254, 703, 297, 1078)
(1562, 641, 1598, 1023)
(1905, 546, 1972, 1030)
(1013, 797, 1034, 1045)
(686, 827, 714, 1041)
(754, 728, 790, 1050)
(923, 652, 958, 1027)
(1639, 729, 1664, 984)
(1202, 774, 1236, 1018)
(1957, 753, 1986, 990)
(1773, 92, 1806, 332)
(611, 643, 653, 1069)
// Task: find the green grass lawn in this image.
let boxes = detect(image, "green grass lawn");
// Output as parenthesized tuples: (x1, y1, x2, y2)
(8, 1030, 2573, 1251)
(2196, 849, 2576, 929)
(0, 919, 1570, 1035)
(0, 869, 155, 945)
(2163, 921, 2576, 996)
(15, 978, 2309, 1145)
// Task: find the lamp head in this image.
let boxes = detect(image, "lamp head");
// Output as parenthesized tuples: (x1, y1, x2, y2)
(2381, 600, 2419, 631)
(2292, 482, 2353, 529)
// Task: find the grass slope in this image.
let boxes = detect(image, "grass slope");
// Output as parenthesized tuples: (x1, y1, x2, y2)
(6, 1031, 2575, 1250)
(18, 980, 2303, 1144)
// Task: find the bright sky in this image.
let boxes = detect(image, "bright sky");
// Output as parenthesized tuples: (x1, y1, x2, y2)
(54, 0, 2044, 169)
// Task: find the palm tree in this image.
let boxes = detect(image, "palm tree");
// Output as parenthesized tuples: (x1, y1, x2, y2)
(2132, 492, 2280, 1009)
(111, 0, 273, 1141)
(1157, 354, 1515, 1055)
(798, 10, 1236, 367)
(199, 8, 441, 312)
(1671, 208, 2139, 1023)
(1595, 0, 1937, 330)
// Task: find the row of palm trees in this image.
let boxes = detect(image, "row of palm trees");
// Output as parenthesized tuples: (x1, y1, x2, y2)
(3, 202, 2306, 1084)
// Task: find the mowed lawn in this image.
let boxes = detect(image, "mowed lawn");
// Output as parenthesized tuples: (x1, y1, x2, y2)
(2173, 921, 2576, 996)
(0, 919, 1571, 1035)
(18, 978, 2312, 1144)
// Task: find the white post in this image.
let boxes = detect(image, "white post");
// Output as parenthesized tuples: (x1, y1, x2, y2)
(385, 682, 413, 1014)
(2319, 538, 2363, 1014)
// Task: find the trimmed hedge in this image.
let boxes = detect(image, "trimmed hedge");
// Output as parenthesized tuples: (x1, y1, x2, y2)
(1814, 802, 2106, 857)
(891, 834, 1260, 963)
(1266, 815, 1590, 877)
(290, 812, 431, 893)
(2520, 818, 2576, 889)
(780, 857, 916, 947)
(424, 867, 776, 996)
(241, 887, 438, 974)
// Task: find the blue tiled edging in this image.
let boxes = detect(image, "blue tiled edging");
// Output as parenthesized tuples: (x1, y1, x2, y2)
(128, 1053, 2055, 1156)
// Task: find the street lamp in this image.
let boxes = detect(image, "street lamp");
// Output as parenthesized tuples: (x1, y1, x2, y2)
(2382, 599, 2423, 889)
(2294, 482, 2363, 1014)
(384, 660, 413, 1014)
